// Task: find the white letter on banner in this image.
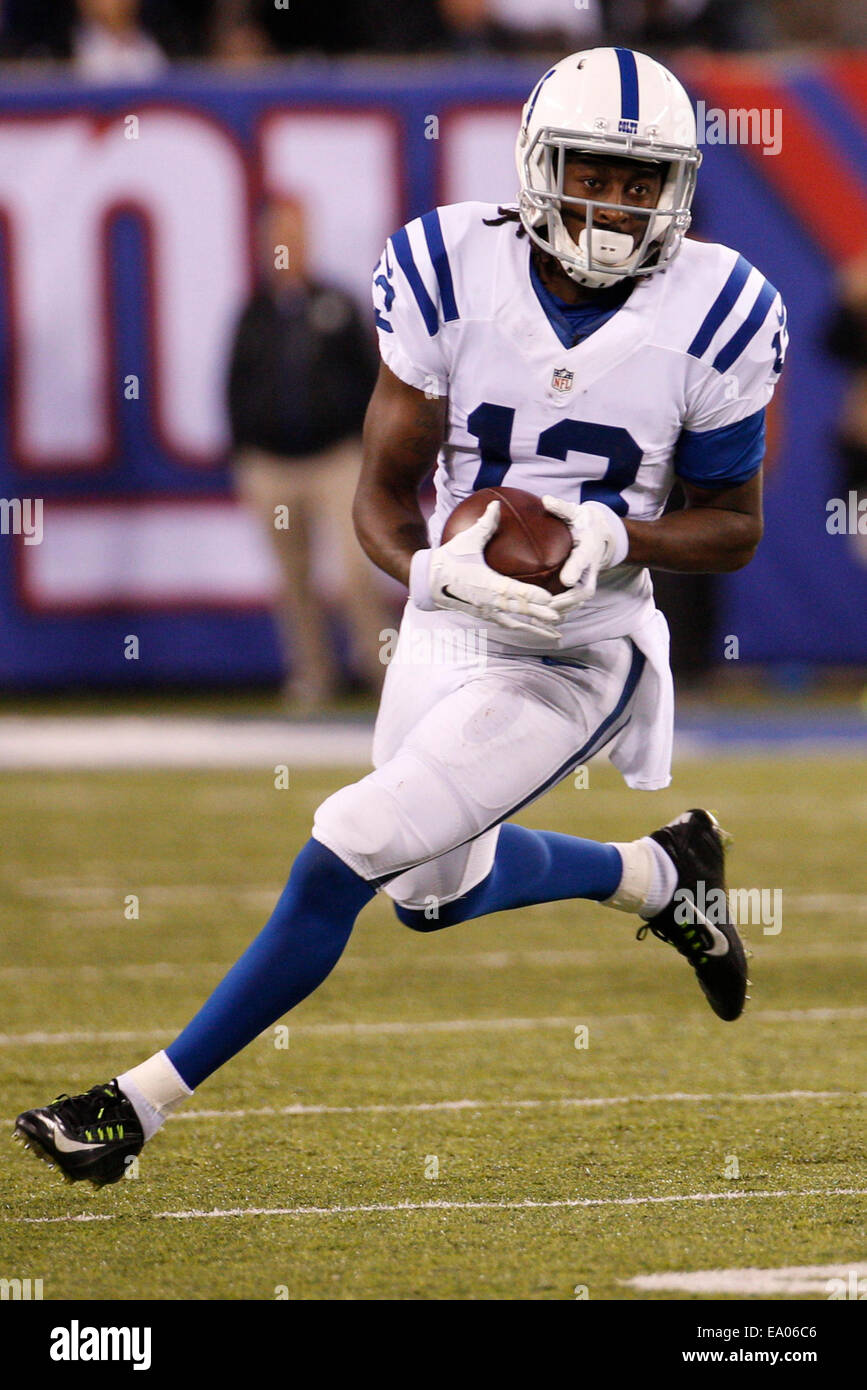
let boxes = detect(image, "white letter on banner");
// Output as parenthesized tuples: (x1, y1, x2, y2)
(0, 110, 249, 468)
(258, 112, 399, 307)
(436, 107, 522, 207)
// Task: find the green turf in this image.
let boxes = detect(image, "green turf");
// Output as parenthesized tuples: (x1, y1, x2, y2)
(1, 757, 865, 1300)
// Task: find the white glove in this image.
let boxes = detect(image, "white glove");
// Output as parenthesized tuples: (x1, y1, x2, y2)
(410, 500, 561, 638)
(542, 496, 630, 616)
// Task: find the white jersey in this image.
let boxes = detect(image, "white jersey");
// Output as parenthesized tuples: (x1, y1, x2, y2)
(372, 201, 787, 648)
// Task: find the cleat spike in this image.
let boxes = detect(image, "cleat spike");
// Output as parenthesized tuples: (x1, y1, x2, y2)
(13, 1079, 143, 1186)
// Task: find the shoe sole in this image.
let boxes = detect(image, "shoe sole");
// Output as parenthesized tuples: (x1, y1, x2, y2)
(707, 810, 750, 1020)
(12, 1121, 75, 1185)
(12, 1118, 121, 1189)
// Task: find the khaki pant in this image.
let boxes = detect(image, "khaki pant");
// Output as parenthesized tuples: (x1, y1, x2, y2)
(234, 439, 391, 701)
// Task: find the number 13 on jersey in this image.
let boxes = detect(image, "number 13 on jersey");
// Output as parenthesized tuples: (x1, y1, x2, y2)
(467, 401, 643, 516)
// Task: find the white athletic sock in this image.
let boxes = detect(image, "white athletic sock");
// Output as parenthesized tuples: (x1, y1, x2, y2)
(116, 1051, 193, 1143)
(603, 836, 678, 918)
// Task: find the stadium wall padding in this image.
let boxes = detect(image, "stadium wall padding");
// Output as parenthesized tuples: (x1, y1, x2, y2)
(0, 56, 864, 686)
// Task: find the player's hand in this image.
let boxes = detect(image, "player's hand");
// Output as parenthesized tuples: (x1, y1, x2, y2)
(542, 496, 630, 614)
(410, 500, 561, 638)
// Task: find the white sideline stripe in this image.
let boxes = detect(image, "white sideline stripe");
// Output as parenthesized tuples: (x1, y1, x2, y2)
(1, 716, 864, 769)
(4, 936, 867, 982)
(143, 1088, 867, 1122)
(4, 1089, 863, 1131)
(3, 1005, 867, 1048)
(0, 717, 373, 769)
(12, 882, 867, 915)
(8, 1188, 867, 1226)
(752, 1006, 867, 1022)
(623, 1262, 867, 1295)
(7, 936, 867, 983)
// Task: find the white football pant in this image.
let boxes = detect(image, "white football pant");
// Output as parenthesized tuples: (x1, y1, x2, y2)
(313, 602, 645, 909)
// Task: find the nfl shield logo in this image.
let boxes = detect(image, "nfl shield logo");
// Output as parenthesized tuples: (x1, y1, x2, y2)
(551, 367, 574, 393)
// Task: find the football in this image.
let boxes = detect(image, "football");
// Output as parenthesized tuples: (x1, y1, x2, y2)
(441, 485, 573, 595)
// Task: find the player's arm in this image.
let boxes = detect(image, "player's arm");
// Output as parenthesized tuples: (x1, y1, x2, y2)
(548, 327, 780, 611)
(619, 273, 785, 576)
(545, 431, 766, 611)
(621, 470, 764, 573)
(355, 362, 559, 636)
(353, 361, 445, 588)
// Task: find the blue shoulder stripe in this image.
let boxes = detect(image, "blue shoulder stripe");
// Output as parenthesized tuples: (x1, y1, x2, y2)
(614, 48, 639, 124)
(687, 254, 752, 361)
(421, 210, 459, 323)
(712, 277, 778, 374)
(391, 226, 439, 337)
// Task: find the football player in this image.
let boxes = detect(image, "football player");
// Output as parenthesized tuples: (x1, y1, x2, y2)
(15, 48, 787, 1185)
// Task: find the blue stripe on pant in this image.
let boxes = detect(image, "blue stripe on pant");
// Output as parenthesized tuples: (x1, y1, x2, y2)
(375, 639, 647, 900)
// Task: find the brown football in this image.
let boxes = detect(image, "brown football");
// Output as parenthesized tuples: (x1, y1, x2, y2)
(441, 486, 572, 595)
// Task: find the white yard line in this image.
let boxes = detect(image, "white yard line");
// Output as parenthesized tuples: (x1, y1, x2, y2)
(786, 894, 867, 911)
(751, 1006, 867, 1022)
(4, 1088, 861, 1131)
(10, 883, 867, 915)
(8, 1188, 867, 1226)
(138, 1088, 867, 1123)
(0, 1028, 173, 1046)
(4, 935, 867, 984)
(623, 1262, 867, 1296)
(2, 1005, 867, 1049)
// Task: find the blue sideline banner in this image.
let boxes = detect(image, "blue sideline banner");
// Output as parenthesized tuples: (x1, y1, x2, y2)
(0, 60, 864, 686)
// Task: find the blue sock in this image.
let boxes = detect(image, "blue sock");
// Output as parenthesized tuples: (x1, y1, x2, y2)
(395, 822, 622, 932)
(167, 839, 374, 1089)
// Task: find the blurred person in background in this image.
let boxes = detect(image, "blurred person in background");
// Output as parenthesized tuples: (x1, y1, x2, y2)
(72, 0, 168, 79)
(0, 1, 71, 59)
(0, 1, 226, 63)
(209, 0, 273, 65)
(248, 0, 369, 56)
(602, 0, 775, 52)
(392, 0, 766, 53)
(0, 0, 781, 59)
(227, 197, 387, 709)
(826, 247, 867, 569)
(436, 0, 603, 53)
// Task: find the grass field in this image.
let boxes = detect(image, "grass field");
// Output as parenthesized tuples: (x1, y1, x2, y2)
(1, 755, 865, 1300)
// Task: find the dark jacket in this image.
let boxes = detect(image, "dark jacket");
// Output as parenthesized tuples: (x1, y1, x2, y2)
(227, 280, 378, 459)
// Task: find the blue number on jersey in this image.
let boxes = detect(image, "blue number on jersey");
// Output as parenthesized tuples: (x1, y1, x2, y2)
(771, 305, 787, 377)
(374, 247, 395, 333)
(538, 420, 642, 516)
(467, 403, 516, 490)
(468, 403, 642, 516)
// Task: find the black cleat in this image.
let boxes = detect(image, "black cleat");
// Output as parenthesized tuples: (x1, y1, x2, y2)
(637, 809, 748, 1022)
(14, 1080, 144, 1187)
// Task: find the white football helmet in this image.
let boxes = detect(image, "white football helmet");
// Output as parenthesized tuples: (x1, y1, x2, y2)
(515, 47, 701, 289)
